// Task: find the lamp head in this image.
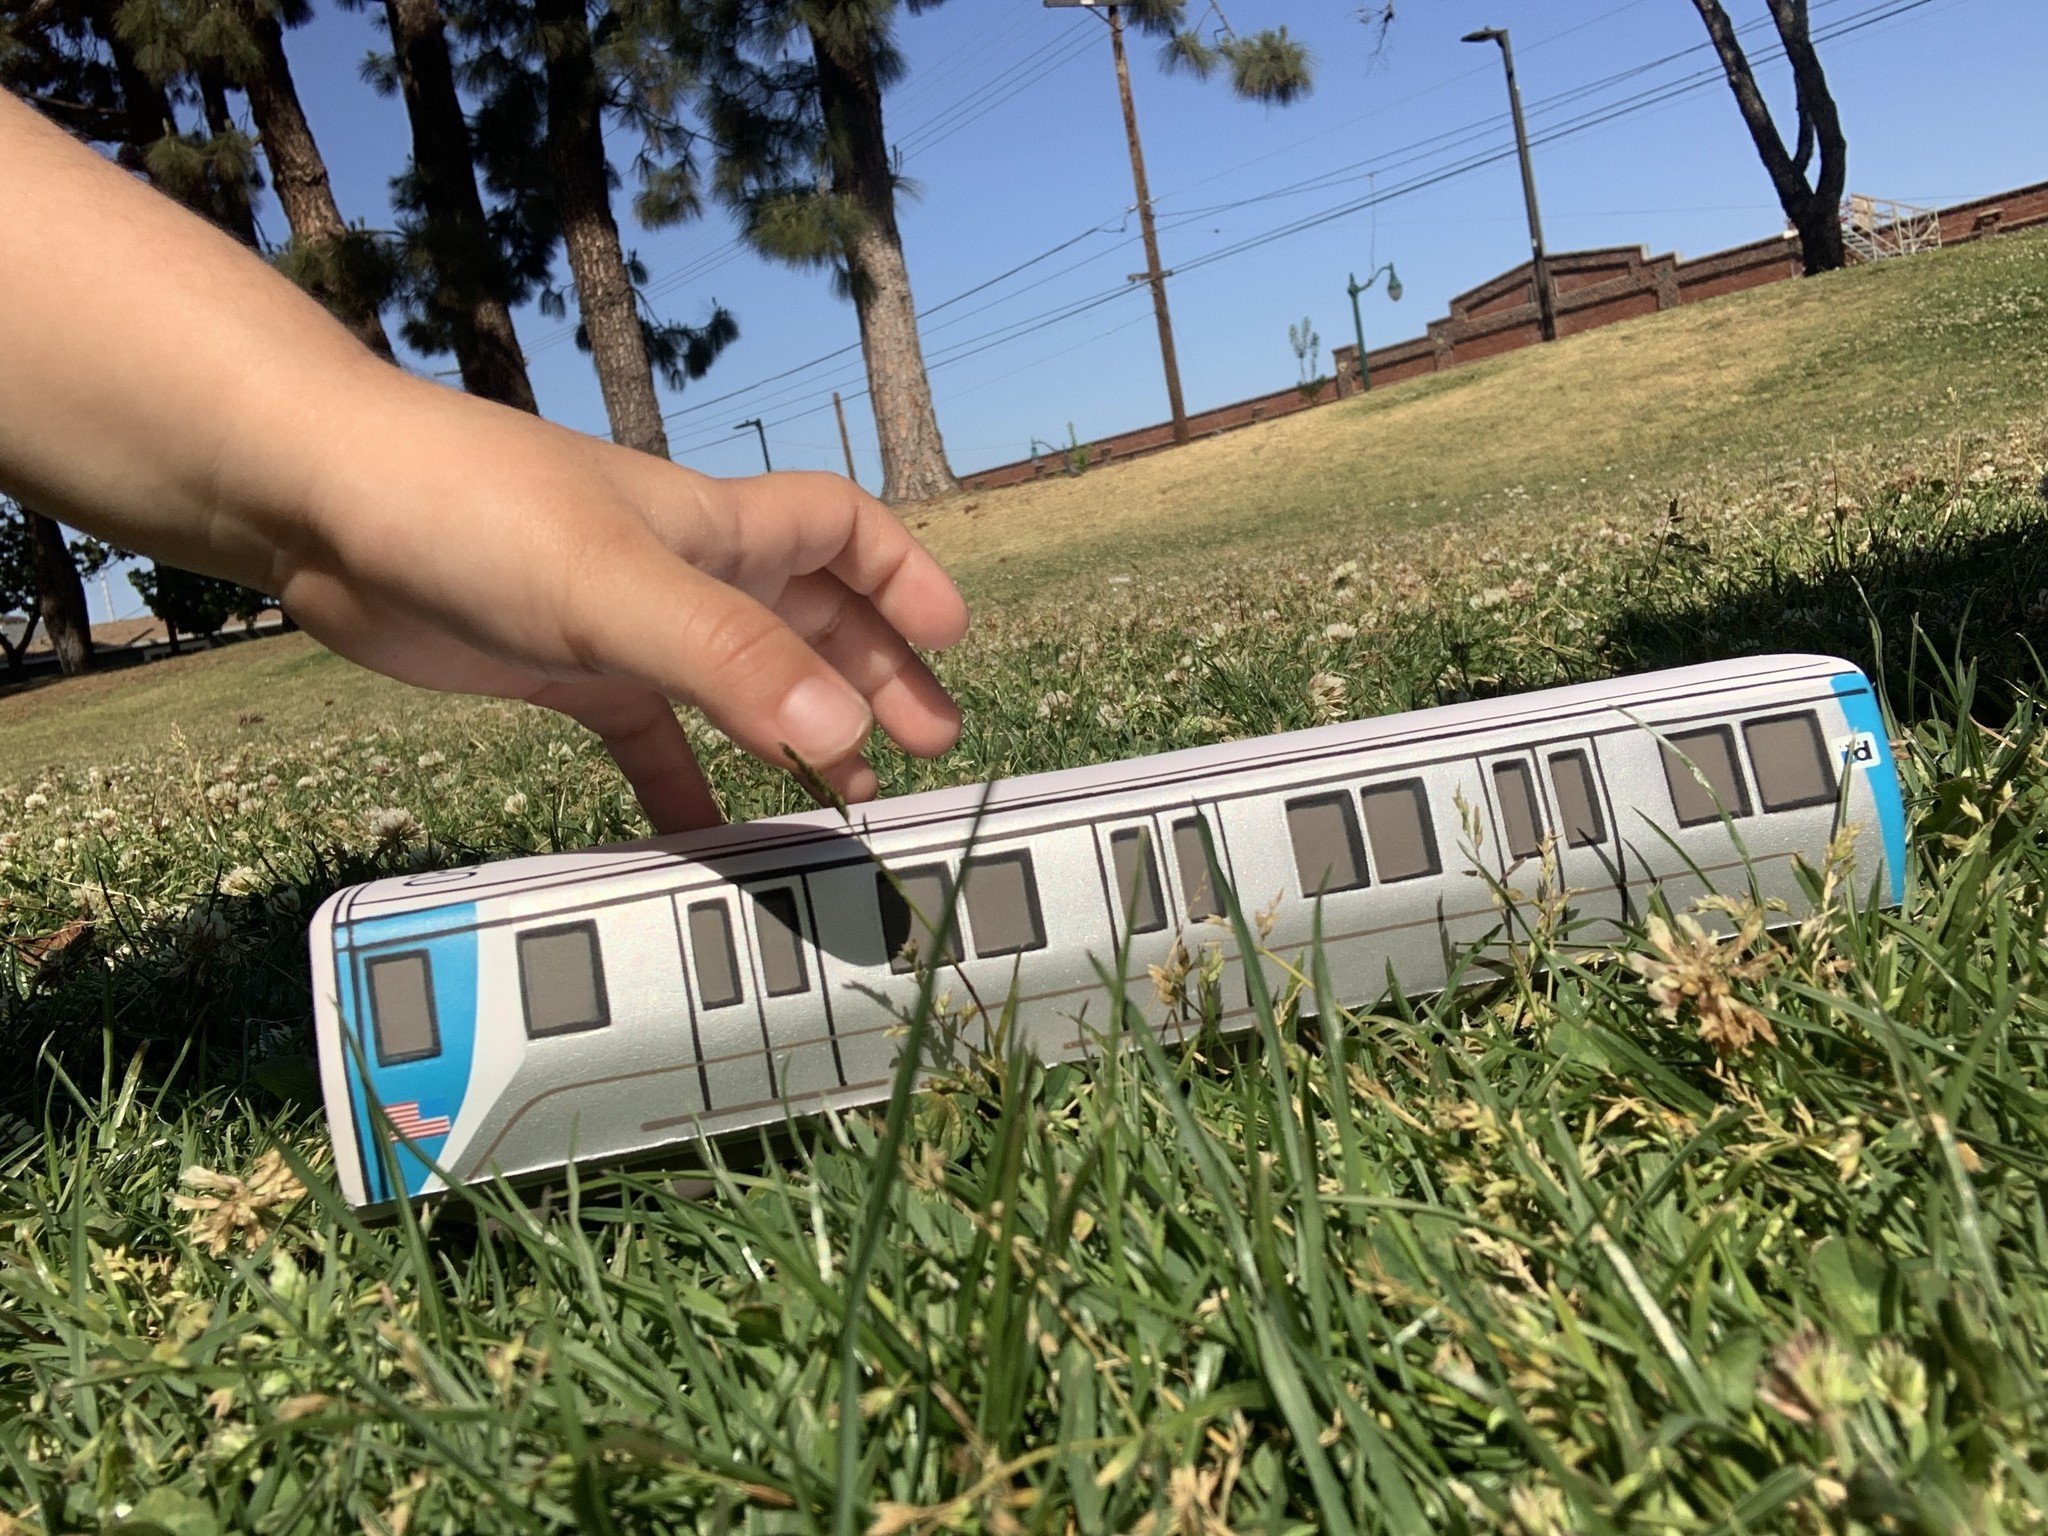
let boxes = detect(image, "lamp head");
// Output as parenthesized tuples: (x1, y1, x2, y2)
(1461, 27, 1503, 43)
(1385, 266, 1403, 302)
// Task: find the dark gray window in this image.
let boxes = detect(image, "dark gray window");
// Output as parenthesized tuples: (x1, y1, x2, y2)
(518, 922, 609, 1038)
(1360, 779, 1441, 882)
(1661, 725, 1752, 826)
(964, 851, 1047, 957)
(1547, 751, 1607, 847)
(1744, 712, 1838, 812)
(367, 951, 439, 1065)
(878, 865, 961, 974)
(752, 887, 810, 996)
(1172, 816, 1223, 922)
(1109, 827, 1166, 934)
(1491, 761, 1545, 862)
(1284, 793, 1369, 896)
(687, 902, 742, 1008)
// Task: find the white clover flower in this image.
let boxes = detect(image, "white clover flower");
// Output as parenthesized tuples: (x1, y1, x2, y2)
(220, 865, 265, 897)
(416, 751, 446, 770)
(1035, 691, 1074, 720)
(295, 774, 323, 790)
(86, 807, 117, 826)
(1323, 621, 1358, 642)
(365, 807, 423, 845)
(1309, 672, 1349, 723)
(1096, 702, 1126, 730)
(503, 792, 529, 816)
(21, 792, 47, 813)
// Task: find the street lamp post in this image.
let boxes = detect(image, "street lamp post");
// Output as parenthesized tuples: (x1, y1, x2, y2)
(1346, 262, 1402, 392)
(1045, 0, 1190, 445)
(1462, 27, 1557, 343)
(735, 417, 772, 473)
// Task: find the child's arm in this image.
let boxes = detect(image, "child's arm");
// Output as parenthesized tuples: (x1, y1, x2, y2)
(0, 92, 968, 831)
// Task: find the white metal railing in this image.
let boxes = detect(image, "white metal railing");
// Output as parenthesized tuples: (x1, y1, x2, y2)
(1841, 193, 1944, 262)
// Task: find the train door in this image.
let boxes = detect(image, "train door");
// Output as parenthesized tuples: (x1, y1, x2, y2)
(1539, 739, 1627, 943)
(336, 914, 479, 1204)
(1089, 813, 1185, 1027)
(739, 877, 842, 1104)
(672, 889, 774, 1121)
(1480, 741, 1626, 946)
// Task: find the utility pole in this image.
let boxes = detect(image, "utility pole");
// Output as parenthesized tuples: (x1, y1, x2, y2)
(1110, 6, 1189, 442)
(831, 392, 859, 483)
(735, 417, 772, 473)
(1463, 27, 1557, 343)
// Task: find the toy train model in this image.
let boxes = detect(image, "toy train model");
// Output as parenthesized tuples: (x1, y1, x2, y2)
(312, 653, 1906, 1208)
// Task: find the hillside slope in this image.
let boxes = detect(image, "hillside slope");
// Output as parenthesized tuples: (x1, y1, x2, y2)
(914, 226, 2048, 597)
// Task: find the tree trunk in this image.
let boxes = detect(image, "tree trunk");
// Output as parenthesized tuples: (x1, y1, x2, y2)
(195, 64, 263, 249)
(534, 0, 668, 456)
(382, 0, 539, 411)
(808, 20, 956, 503)
(239, 6, 397, 358)
(1689, 0, 1847, 275)
(1, 612, 42, 675)
(24, 511, 94, 676)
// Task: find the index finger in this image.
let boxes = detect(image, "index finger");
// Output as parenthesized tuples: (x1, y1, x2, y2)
(723, 471, 970, 653)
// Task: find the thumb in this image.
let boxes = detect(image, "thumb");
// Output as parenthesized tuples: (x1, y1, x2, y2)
(571, 541, 878, 794)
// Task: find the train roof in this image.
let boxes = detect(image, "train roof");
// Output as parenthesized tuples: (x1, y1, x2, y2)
(328, 653, 1862, 926)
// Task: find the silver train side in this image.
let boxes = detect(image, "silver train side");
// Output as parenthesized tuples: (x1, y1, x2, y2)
(312, 654, 1907, 1208)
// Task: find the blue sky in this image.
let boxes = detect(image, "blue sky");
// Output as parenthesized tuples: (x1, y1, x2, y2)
(87, 0, 2048, 618)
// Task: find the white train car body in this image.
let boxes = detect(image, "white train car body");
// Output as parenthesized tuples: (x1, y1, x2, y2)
(312, 654, 1907, 1209)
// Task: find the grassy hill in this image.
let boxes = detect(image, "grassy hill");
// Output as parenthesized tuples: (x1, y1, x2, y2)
(4, 231, 2048, 1533)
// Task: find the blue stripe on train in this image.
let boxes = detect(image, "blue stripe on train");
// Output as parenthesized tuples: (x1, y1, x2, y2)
(336, 903, 480, 1203)
(1831, 673, 1907, 907)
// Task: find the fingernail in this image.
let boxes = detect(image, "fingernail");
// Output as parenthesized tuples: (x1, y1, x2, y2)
(780, 677, 871, 761)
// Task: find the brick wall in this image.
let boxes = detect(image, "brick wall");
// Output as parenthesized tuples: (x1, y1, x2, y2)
(958, 177, 2048, 496)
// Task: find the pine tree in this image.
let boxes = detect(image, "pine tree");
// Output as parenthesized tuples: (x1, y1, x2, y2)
(369, 0, 541, 408)
(687, 0, 957, 502)
(461, 0, 738, 456)
(110, 0, 399, 351)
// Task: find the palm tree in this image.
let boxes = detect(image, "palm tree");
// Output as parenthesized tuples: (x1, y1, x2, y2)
(690, 0, 957, 502)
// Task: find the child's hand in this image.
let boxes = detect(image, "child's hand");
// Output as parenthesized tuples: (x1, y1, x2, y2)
(278, 377, 968, 832)
(0, 92, 968, 833)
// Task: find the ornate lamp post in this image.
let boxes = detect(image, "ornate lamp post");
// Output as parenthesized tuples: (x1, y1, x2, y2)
(1346, 262, 1402, 391)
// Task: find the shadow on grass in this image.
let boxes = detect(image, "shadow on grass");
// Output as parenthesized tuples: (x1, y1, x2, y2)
(1592, 487, 2048, 716)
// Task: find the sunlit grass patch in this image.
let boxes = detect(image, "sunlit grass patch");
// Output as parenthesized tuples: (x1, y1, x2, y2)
(2, 255, 2048, 1525)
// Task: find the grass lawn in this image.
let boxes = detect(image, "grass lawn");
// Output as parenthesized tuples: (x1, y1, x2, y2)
(3, 231, 2048, 1533)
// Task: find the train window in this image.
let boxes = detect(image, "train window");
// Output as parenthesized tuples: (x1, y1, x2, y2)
(1109, 828, 1166, 934)
(1546, 751, 1607, 847)
(518, 921, 609, 1038)
(1172, 816, 1223, 922)
(964, 851, 1047, 957)
(687, 902, 743, 1008)
(1491, 761, 1545, 862)
(1661, 725, 1752, 826)
(878, 865, 962, 973)
(1360, 779, 1441, 882)
(752, 887, 811, 996)
(1744, 712, 1838, 812)
(366, 951, 439, 1065)
(1284, 793, 1369, 896)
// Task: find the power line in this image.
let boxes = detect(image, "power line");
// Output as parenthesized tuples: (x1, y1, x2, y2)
(659, 0, 1954, 444)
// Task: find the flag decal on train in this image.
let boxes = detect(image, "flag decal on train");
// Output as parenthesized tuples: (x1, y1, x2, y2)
(383, 1102, 451, 1141)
